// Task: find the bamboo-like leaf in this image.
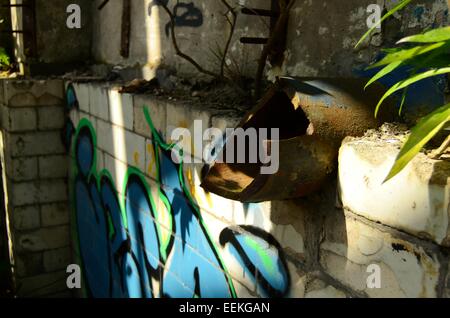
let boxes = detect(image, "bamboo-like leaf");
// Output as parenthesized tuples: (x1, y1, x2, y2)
(367, 42, 446, 69)
(397, 26, 450, 44)
(355, 0, 413, 48)
(384, 103, 450, 182)
(375, 67, 450, 117)
(365, 60, 403, 89)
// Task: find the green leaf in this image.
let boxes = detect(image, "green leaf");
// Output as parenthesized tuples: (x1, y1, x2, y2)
(375, 67, 450, 117)
(384, 103, 450, 182)
(367, 42, 446, 69)
(0, 47, 10, 67)
(365, 60, 403, 89)
(355, 0, 413, 48)
(397, 26, 450, 43)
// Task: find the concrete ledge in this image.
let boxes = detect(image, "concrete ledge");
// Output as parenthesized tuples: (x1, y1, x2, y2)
(338, 129, 450, 246)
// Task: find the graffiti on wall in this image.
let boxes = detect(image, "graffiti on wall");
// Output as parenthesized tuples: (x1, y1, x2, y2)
(149, 0, 204, 37)
(66, 84, 290, 298)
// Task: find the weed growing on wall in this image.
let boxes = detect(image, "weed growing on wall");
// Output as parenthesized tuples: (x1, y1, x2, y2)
(357, 0, 450, 181)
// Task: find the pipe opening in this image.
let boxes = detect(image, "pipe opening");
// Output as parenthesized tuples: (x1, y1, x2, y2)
(207, 89, 311, 197)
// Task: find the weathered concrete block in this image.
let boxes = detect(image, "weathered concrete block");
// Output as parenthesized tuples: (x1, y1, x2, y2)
(305, 285, 347, 298)
(125, 129, 146, 172)
(134, 95, 167, 139)
(104, 153, 128, 196)
(88, 84, 109, 121)
(96, 118, 114, 155)
(41, 202, 69, 227)
(97, 120, 145, 172)
(270, 200, 308, 260)
(43, 247, 71, 273)
(14, 252, 43, 278)
(72, 83, 90, 113)
(272, 224, 305, 257)
(16, 270, 67, 297)
(8, 108, 37, 132)
(5, 79, 64, 107)
(39, 155, 68, 179)
(165, 101, 211, 161)
(9, 132, 65, 157)
(12, 180, 68, 207)
(108, 88, 134, 130)
(339, 136, 450, 246)
(17, 225, 70, 252)
(320, 211, 441, 298)
(7, 157, 38, 181)
(0, 79, 5, 104)
(13, 205, 40, 230)
(0, 104, 8, 129)
(284, 261, 307, 298)
(38, 106, 65, 130)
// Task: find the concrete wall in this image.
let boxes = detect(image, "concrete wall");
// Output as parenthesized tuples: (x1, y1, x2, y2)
(91, 0, 268, 79)
(10, 0, 92, 75)
(0, 79, 448, 298)
(64, 82, 450, 298)
(34, 0, 92, 65)
(90, 0, 449, 78)
(89, 0, 449, 121)
(0, 79, 71, 297)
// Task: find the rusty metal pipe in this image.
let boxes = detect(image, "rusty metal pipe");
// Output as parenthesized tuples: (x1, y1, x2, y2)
(201, 77, 397, 202)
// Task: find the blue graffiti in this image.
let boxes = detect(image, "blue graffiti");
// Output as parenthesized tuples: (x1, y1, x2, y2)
(69, 86, 290, 298)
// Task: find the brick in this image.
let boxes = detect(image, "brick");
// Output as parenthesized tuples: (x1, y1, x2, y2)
(165, 101, 211, 160)
(16, 270, 68, 298)
(8, 108, 37, 132)
(108, 88, 134, 130)
(0, 104, 8, 128)
(5, 79, 64, 107)
(41, 202, 69, 227)
(320, 211, 440, 298)
(39, 155, 68, 179)
(43, 247, 71, 272)
(134, 95, 167, 139)
(13, 205, 40, 230)
(12, 179, 68, 207)
(17, 225, 70, 252)
(14, 252, 43, 278)
(285, 261, 306, 298)
(10, 132, 65, 157)
(339, 136, 450, 246)
(38, 106, 65, 130)
(71, 83, 90, 113)
(0, 79, 5, 104)
(96, 119, 114, 154)
(125, 129, 146, 172)
(104, 153, 128, 195)
(97, 120, 146, 172)
(7, 157, 38, 181)
(88, 84, 109, 121)
(271, 224, 305, 256)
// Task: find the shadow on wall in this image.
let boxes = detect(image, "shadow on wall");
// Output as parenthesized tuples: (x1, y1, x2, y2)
(65, 83, 291, 298)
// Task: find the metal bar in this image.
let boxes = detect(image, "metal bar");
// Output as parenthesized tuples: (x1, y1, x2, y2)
(241, 8, 279, 17)
(98, 0, 110, 10)
(240, 37, 268, 44)
(120, 0, 131, 58)
(22, 0, 37, 57)
(1, 4, 31, 8)
(0, 30, 27, 33)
